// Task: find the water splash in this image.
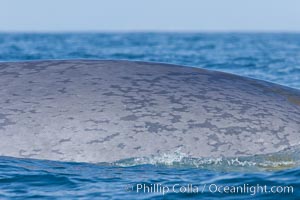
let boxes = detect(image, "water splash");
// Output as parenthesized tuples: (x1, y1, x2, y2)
(112, 145, 300, 172)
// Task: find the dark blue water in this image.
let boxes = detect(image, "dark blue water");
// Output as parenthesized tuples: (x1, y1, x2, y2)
(0, 33, 300, 199)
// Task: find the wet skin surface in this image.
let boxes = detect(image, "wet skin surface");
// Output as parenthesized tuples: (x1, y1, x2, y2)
(0, 60, 299, 163)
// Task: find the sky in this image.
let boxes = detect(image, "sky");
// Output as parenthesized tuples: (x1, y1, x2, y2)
(0, 0, 300, 32)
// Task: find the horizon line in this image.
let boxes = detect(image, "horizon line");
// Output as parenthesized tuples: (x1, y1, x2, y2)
(1, 30, 300, 34)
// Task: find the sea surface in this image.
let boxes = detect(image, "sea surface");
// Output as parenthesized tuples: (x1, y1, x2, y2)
(0, 33, 300, 199)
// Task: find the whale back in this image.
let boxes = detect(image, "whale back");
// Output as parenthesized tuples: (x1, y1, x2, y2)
(0, 60, 300, 163)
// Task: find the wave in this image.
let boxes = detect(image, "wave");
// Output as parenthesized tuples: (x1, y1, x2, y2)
(1, 145, 300, 172)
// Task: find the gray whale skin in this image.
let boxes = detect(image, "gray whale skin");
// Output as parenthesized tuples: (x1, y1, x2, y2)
(0, 60, 300, 163)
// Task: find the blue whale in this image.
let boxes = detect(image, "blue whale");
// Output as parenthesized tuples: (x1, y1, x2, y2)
(0, 60, 299, 164)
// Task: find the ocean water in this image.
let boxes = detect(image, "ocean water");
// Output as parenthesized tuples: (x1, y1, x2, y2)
(0, 33, 300, 199)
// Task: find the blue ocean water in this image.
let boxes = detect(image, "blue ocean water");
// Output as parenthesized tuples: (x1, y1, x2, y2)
(0, 33, 300, 199)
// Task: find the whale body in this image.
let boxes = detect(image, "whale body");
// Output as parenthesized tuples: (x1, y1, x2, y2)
(0, 60, 299, 163)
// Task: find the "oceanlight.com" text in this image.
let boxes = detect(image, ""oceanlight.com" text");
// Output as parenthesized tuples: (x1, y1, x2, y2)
(125, 183, 294, 196)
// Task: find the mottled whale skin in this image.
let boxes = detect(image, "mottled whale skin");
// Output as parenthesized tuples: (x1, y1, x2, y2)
(0, 60, 300, 163)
